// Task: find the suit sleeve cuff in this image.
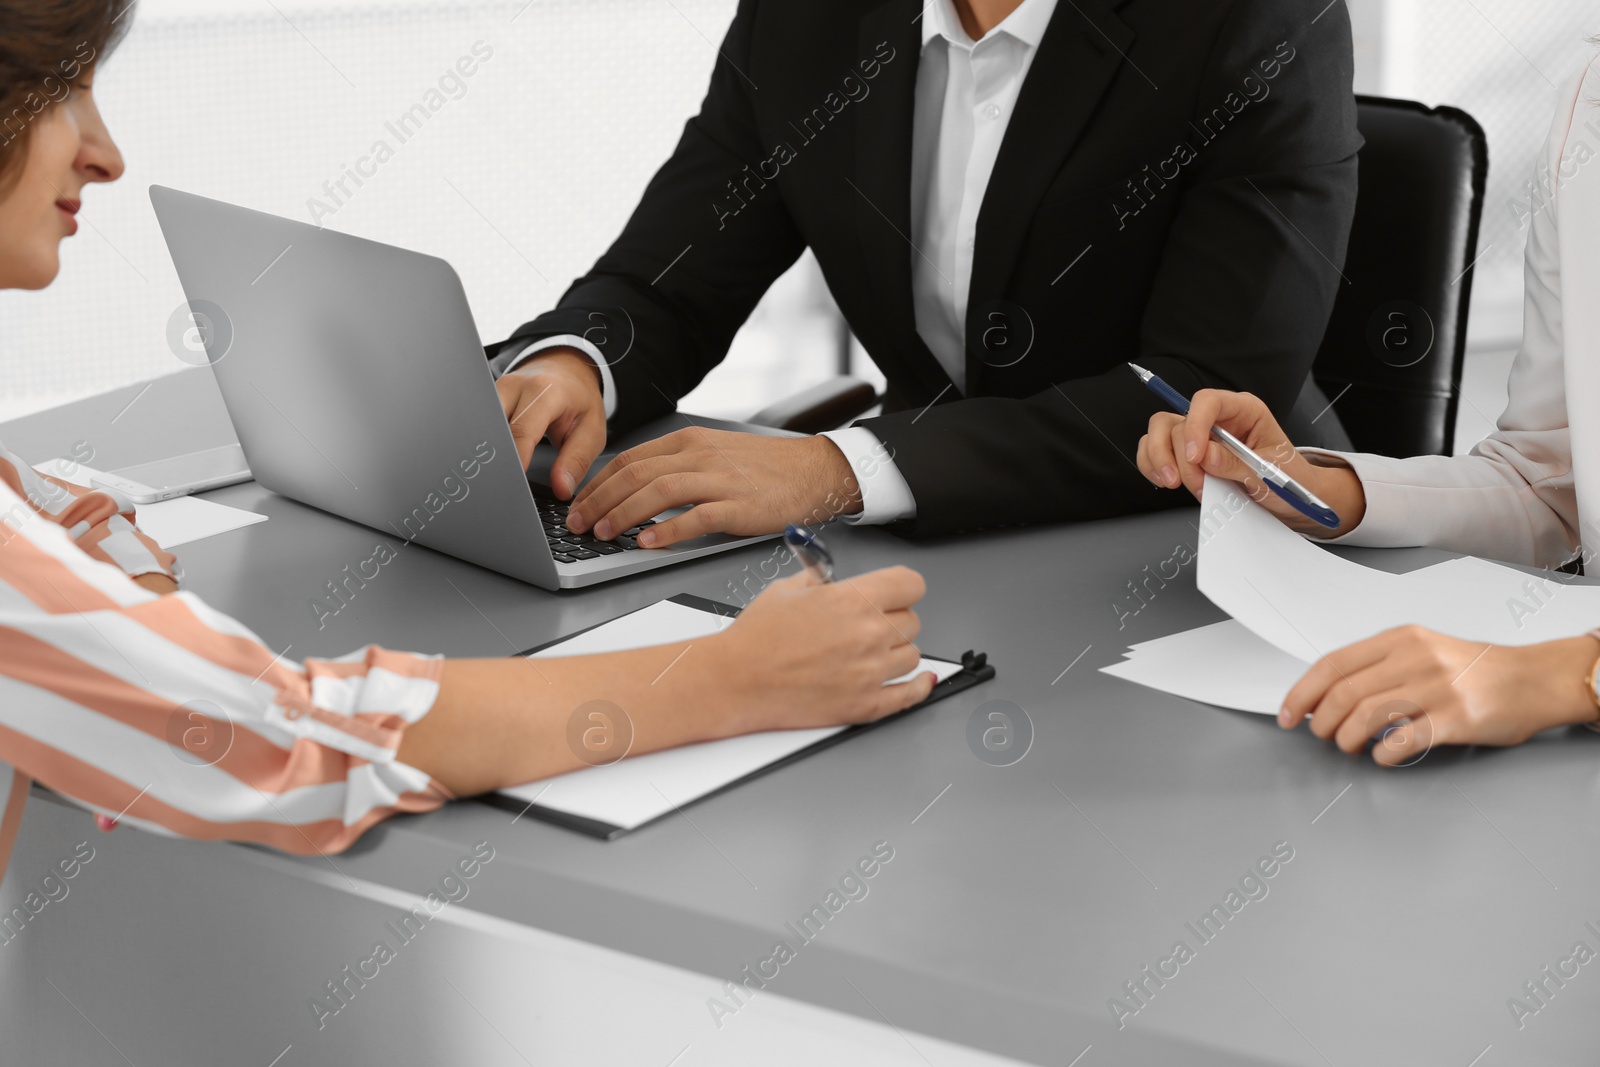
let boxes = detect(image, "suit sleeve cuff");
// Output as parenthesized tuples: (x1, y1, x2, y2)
(818, 427, 917, 525)
(501, 335, 617, 420)
(1296, 447, 1407, 546)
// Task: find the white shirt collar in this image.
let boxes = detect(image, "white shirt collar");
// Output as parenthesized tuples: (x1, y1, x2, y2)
(920, 0, 1056, 51)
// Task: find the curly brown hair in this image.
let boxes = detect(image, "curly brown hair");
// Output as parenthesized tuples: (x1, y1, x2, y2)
(0, 0, 134, 195)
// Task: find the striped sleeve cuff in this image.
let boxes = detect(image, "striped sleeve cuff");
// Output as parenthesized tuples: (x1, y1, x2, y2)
(271, 648, 445, 765)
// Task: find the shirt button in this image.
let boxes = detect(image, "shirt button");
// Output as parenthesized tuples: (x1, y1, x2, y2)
(984, 103, 1001, 121)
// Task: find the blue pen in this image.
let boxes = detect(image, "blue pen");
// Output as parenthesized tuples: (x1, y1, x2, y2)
(784, 524, 835, 583)
(1127, 363, 1341, 529)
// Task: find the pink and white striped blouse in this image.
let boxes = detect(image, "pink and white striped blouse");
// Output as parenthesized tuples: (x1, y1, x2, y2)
(0, 440, 451, 885)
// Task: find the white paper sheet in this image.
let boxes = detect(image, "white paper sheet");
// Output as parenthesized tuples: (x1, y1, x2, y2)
(1103, 476, 1600, 715)
(35, 457, 267, 550)
(500, 599, 965, 833)
(1194, 475, 1404, 662)
(1194, 474, 1600, 660)
(527, 599, 736, 656)
(127, 495, 268, 549)
(1100, 620, 1303, 715)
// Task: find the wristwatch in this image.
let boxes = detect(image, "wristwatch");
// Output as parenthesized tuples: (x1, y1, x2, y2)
(1584, 629, 1600, 732)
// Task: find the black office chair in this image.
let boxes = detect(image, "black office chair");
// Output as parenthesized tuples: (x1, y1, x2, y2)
(750, 96, 1489, 457)
(1291, 95, 1488, 457)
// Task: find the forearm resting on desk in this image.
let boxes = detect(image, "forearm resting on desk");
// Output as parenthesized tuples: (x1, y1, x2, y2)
(396, 643, 724, 796)
(396, 570, 936, 797)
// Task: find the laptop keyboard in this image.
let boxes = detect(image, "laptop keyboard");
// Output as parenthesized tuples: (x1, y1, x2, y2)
(535, 496, 655, 565)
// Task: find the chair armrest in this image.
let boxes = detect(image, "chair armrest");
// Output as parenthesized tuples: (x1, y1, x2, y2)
(747, 376, 880, 434)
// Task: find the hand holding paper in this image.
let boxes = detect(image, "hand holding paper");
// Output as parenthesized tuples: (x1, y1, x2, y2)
(1104, 476, 1600, 744)
(1274, 622, 1600, 761)
(1194, 475, 1600, 659)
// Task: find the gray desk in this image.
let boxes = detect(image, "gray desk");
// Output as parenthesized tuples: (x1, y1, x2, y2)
(3, 369, 1597, 1066)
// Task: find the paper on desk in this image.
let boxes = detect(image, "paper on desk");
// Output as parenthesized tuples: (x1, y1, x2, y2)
(1102, 476, 1600, 714)
(127, 495, 268, 550)
(1194, 474, 1600, 661)
(529, 597, 734, 654)
(34, 457, 266, 550)
(1101, 620, 1303, 715)
(500, 598, 965, 833)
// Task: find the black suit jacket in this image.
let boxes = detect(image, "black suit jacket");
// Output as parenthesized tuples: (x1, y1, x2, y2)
(492, 0, 1361, 537)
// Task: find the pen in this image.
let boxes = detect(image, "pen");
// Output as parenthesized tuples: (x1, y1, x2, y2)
(784, 523, 835, 583)
(1127, 362, 1341, 529)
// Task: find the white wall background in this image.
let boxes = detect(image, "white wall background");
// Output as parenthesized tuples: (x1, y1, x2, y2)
(1348, 0, 1598, 349)
(0, 0, 1595, 428)
(1344, 0, 1596, 450)
(0, 0, 853, 423)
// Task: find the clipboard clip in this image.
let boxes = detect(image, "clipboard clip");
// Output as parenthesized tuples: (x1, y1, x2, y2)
(960, 649, 994, 680)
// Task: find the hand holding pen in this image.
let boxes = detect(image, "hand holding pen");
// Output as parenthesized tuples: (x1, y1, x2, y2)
(1129, 366, 1368, 538)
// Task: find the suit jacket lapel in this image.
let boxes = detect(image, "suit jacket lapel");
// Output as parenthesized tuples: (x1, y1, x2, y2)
(854, 0, 956, 402)
(965, 0, 1134, 394)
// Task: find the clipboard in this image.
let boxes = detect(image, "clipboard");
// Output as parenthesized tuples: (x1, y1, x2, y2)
(480, 593, 995, 839)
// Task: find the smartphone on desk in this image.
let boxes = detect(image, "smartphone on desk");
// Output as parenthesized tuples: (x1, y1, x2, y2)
(90, 443, 251, 504)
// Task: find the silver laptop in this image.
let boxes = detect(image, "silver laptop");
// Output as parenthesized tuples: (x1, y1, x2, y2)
(149, 185, 785, 590)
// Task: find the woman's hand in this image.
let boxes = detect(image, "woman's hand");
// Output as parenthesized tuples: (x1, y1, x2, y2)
(1281, 626, 1600, 764)
(705, 566, 936, 735)
(1135, 388, 1367, 538)
(133, 573, 178, 595)
(401, 565, 935, 796)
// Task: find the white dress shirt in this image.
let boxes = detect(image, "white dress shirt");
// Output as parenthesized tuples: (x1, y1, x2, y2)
(507, 0, 1058, 524)
(505, 332, 620, 421)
